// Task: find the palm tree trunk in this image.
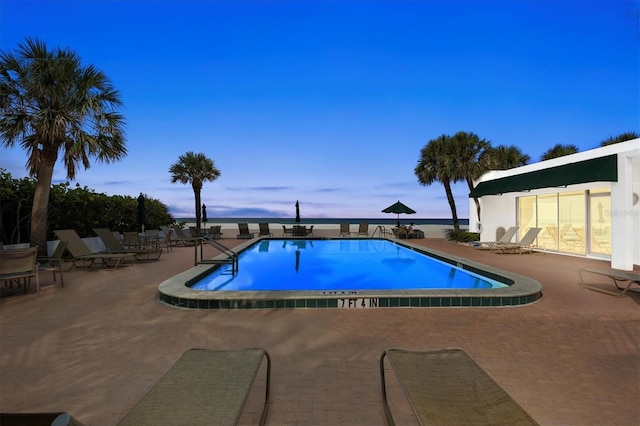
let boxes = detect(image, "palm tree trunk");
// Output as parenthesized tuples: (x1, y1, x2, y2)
(466, 177, 481, 223)
(31, 160, 55, 256)
(443, 181, 460, 232)
(193, 185, 201, 234)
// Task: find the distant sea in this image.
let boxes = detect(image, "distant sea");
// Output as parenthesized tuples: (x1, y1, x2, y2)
(175, 217, 469, 226)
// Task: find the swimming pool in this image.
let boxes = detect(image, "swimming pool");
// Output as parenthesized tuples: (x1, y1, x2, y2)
(158, 238, 542, 309)
(190, 239, 506, 291)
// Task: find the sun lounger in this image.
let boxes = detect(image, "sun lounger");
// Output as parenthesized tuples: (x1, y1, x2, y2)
(491, 227, 542, 254)
(118, 348, 271, 426)
(339, 223, 351, 236)
(171, 225, 197, 246)
(54, 229, 133, 269)
(579, 268, 640, 297)
(259, 223, 272, 236)
(0, 411, 85, 425)
(94, 228, 162, 261)
(380, 348, 539, 426)
(474, 226, 519, 249)
(358, 223, 369, 237)
(237, 223, 255, 239)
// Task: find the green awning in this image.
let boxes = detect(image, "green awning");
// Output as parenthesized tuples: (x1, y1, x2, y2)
(469, 154, 617, 197)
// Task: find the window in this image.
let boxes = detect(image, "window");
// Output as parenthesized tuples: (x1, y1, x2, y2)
(517, 190, 610, 257)
(589, 190, 611, 255)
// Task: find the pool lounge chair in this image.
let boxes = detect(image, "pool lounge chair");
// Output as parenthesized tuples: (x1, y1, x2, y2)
(118, 348, 271, 426)
(171, 225, 197, 246)
(339, 223, 351, 236)
(358, 223, 369, 237)
(474, 226, 519, 249)
(579, 268, 640, 297)
(380, 348, 539, 426)
(491, 227, 542, 254)
(237, 223, 255, 239)
(54, 229, 133, 269)
(259, 222, 272, 236)
(93, 228, 162, 261)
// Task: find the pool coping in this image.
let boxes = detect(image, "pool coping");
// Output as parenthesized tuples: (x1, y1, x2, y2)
(158, 237, 543, 309)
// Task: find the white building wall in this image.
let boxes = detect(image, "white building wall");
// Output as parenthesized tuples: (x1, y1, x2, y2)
(472, 195, 516, 241)
(470, 139, 640, 270)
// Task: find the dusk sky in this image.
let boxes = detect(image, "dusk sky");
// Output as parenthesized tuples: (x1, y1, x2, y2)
(1, 0, 638, 220)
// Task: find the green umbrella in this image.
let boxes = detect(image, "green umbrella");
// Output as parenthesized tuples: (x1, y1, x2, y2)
(382, 200, 416, 227)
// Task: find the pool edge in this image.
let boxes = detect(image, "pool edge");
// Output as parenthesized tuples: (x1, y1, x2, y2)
(157, 237, 543, 309)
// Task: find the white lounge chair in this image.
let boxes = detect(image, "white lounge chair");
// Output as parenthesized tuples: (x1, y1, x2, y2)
(491, 227, 542, 254)
(474, 226, 519, 249)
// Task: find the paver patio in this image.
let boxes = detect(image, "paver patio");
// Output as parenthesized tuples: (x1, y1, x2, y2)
(1, 237, 638, 425)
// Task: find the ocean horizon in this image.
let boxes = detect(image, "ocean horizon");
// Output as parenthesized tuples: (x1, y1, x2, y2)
(175, 217, 469, 226)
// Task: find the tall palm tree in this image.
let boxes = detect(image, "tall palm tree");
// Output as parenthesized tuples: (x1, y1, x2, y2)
(600, 131, 639, 146)
(450, 131, 491, 222)
(541, 143, 579, 160)
(169, 152, 221, 234)
(481, 145, 530, 170)
(0, 38, 126, 254)
(414, 134, 463, 231)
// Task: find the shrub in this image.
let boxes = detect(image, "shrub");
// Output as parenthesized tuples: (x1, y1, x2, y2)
(444, 229, 480, 242)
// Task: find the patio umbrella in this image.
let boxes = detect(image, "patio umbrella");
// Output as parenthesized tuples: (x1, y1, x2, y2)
(202, 204, 207, 223)
(295, 200, 301, 223)
(382, 200, 416, 227)
(137, 193, 146, 232)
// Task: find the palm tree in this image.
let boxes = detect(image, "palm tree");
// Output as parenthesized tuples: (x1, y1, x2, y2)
(0, 38, 126, 254)
(169, 152, 221, 234)
(450, 131, 491, 222)
(600, 131, 639, 146)
(415, 134, 463, 231)
(541, 143, 579, 160)
(480, 145, 530, 170)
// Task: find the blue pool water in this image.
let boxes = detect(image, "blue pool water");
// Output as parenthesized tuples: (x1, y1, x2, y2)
(190, 239, 506, 292)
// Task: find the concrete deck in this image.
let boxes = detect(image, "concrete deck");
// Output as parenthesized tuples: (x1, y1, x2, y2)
(1, 237, 638, 425)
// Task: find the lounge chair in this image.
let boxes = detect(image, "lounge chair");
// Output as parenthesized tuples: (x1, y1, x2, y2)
(339, 223, 351, 236)
(237, 223, 255, 239)
(473, 226, 519, 249)
(380, 348, 539, 426)
(491, 227, 542, 254)
(157, 226, 174, 252)
(259, 222, 272, 236)
(94, 228, 162, 261)
(579, 268, 640, 297)
(358, 223, 369, 237)
(118, 348, 271, 426)
(54, 229, 133, 269)
(0, 247, 39, 293)
(306, 225, 314, 236)
(171, 225, 196, 246)
(37, 240, 68, 288)
(0, 412, 85, 425)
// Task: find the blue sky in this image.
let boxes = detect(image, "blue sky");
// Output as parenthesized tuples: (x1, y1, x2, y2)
(1, 0, 638, 219)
